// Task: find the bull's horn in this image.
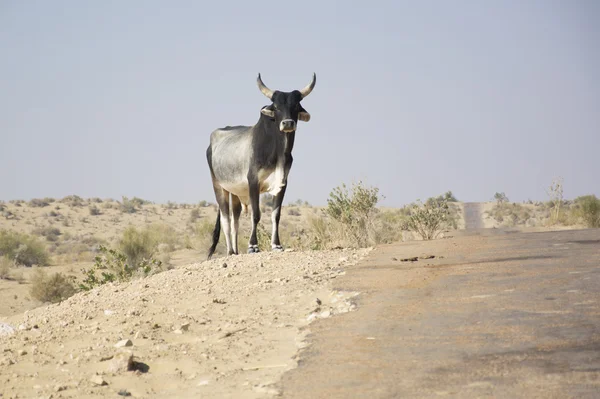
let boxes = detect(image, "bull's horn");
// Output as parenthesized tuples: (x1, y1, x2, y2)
(257, 73, 274, 99)
(299, 73, 316, 99)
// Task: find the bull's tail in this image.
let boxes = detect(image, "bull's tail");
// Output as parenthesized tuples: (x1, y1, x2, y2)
(207, 211, 220, 260)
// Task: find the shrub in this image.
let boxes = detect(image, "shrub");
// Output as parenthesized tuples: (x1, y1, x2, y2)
(29, 269, 77, 303)
(33, 226, 61, 242)
(573, 195, 600, 228)
(89, 197, 103, 203)
(29, 198, 51, 207)
(404, 198, 450, 240)
(80, 245, 162, 291)
(120, 196, 138, 214)
(89, 205, 101, 216)
(287, 207, 301, 216)
(131, 197, 151, 207)
(189, 208, 201, 223)
(60, 195, 84, 207)
(326, 181, 382, 247)
(494, 192, 509, 204)
(165, 201, 178, 210)
(198, 200, 209, 207)
(119, 227, 157, 266)
(0, 230, 50, 266)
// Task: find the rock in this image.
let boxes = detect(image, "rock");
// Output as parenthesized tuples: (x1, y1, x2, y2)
(114, 339, 133, 348)
(18, 349, 27, 356)
(54, 384, 67, 392)
(109, 351, 134, 373)
(118, 389, 132, 397)
(104, 309, 114, 316)
(222, 262, 228, 268)
(320, 310, 331, 318)
(89, 374, 107, 386)
(0, 322, 15, 337)
(180, 323, 190, 331)
(315, 298, 322, 305)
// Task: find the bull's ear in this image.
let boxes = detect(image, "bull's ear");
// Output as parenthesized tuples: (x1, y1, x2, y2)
(298, 105, 311, 122)
(261, 105, 275, 118)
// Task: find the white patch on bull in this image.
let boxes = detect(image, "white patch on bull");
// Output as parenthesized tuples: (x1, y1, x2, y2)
(259, 161, 286, 197)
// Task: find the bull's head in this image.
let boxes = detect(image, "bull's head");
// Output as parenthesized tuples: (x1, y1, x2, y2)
(257, 73, 315, 133)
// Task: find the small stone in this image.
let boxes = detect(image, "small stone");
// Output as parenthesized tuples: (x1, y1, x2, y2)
(54, 384, 67, 392)
(173, 329, 183, 335)
(104, 310, 114, 316)
(18, 349, 27, 356)
(89, 374, 107, 386)
(316, 298, 322, 305)
(180, 323, 190, 332)
(320, 310, 331, 318)
(114, 339, 133, 348)
(109, 351, 134, 373)
(222, 262, 228, 268)
(118, 389, 132, 397)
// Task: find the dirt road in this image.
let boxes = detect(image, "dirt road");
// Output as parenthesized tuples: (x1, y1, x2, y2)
(280, 228, 600, 398)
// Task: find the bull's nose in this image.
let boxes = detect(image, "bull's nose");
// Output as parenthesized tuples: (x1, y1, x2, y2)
(279, 119, 296, 133)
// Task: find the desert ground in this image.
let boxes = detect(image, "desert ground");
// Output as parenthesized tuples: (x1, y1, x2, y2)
(0, 195, 593, 398)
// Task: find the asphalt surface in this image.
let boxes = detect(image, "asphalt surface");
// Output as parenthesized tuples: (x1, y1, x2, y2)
(280, 228, 600, 398)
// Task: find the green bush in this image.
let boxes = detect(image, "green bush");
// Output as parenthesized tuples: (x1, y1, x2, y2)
(29, 198, 53, 207)
(326, 181, 382, 247)
(30, 269, 77, 303)
(80, 245, 162, 291)
(404, 198, 450, 240)
(0, 230, 50, 266)
(573, 195, 600, 228)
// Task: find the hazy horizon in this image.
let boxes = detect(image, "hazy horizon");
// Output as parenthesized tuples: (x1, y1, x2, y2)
(1, 1, 598, 207)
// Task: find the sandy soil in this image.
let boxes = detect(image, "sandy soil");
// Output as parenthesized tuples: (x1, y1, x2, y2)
(0, 248, 371, 399)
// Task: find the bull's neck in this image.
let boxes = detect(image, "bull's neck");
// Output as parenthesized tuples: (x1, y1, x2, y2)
(257, 115, 295, 155)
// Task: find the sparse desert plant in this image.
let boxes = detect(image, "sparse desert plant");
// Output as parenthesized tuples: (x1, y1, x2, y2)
(48, 210, 60, 217)
(404, 198, 450, 240)
(326, 180, 382, 247)
(89, 197, 103, 203)
(80, 245, 162, 291)
(33, 226, 61, 242)
(120, 196, 138, 214)
(60, 195, 84, 207)
(131, 197, 151, 207)
(573, 195, 600, 228)
(29, 269, 77, 303)
(28, 198, 51, 207)
(546, 177, 564, 225)
(119, 226, 157, 267)
(494, 192, 509, 204)
(287, 207, 301, 216)
(0, 230, 50, 266)
(89, 205, 101, 216)
(198, 200, 209, 207)
(486, 202, 532, 227)
(165, 201, 178, 210)
(189, 208, 201, 223)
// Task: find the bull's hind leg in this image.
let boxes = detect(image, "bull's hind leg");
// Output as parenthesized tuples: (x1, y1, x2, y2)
(230, 194, 242, 255)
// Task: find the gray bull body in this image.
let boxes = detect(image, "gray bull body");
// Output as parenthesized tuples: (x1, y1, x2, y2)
(206, 74, 316, 259)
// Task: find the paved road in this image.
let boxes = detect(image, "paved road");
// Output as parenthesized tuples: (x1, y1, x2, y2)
(280, 229, 600, 398)
(464, 202, 484, 229)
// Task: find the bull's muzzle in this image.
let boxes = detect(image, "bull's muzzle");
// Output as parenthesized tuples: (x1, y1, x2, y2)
(279, 119, 296, 133)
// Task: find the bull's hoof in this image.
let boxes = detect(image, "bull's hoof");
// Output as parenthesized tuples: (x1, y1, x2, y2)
(247, 245, 260, 254)
(272, 245, 284, 252)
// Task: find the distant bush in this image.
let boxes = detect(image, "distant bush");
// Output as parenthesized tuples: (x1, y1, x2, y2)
(131, 197, 151, 207)
(89, 205, 101, 216)
(198, 200, 209, 208)
(89, 197, 103, 203)
(404, 198, 450, 240)
(0, 230, 50, 266)
(189, 208, 201, 223)
(287, 207, 301, 216)
(29, 269, 77, 303)
(33, 226, 61, 242)
(48, 210, 60, 217)
(165, 201, 178, 210)
(80, 245, 162, 291)
(326, 181, 381, 247)
(120, 196, 138, 214)
(60, 195, 84, 207)
(29, 198, 53, 207)
(486, 202, 532, 227)
(573, 195, 600, 228)
(494, 192, 509, 204)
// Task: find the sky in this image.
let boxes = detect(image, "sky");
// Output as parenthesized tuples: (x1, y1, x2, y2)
(1, 1, 598, 206)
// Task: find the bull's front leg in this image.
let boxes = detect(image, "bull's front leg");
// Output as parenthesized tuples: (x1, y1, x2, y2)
(271, 154, 293, 252)
(247, 173, 261, 254)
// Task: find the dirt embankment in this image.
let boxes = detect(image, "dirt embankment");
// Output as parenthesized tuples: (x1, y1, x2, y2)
(0, 248, 371, 399)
